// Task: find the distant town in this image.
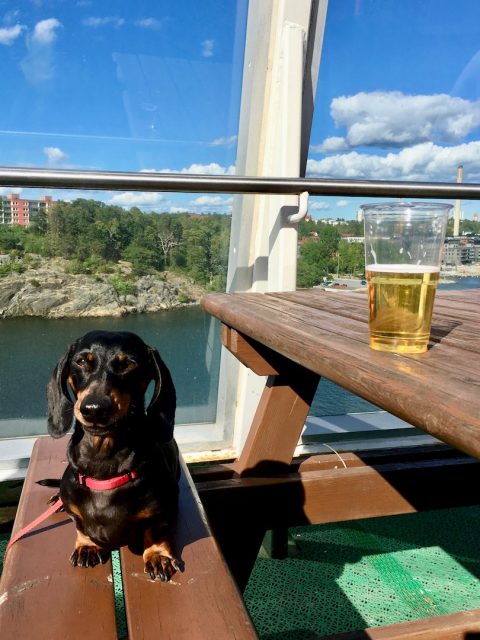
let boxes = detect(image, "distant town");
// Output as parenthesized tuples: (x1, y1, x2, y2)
(301, 208, 480, 273)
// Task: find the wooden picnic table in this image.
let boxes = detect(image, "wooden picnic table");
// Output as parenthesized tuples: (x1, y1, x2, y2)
(201, 287, 480, 469)
(197, 287, 480, 638)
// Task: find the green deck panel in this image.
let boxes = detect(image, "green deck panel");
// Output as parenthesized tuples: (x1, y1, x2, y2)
(2, 506, 480, 638)
(244, 506, 480, 639)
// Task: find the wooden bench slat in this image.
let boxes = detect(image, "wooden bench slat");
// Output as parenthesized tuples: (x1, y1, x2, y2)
(120, 458, 258, 639)
(0, 437, 118, 640)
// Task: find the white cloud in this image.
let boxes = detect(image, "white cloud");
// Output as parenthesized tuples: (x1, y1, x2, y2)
(183, 162, 235, 175)
(0, 187, 22, 196)
(0, 24, 25, 46)
(201, 39, 214, 58)
(210, 135, 237, 148)
(169, 206, 189, 213)
(311, 136, 348, 153)
(109, 192, 165, 207)
(32, 18, 62, 44)
(83, 16, 125, 28)
(307, 140, 480, 182)
(157, 162, 235, 175)
(310, 201, 330, 210)
(43, 146, 68, 164)
(135, 18, 163, 30)
(21, 20, 62, 84)
(336, 200, 350, 207)
(191, 195, 233, 206)
(319, 91, 480, 149)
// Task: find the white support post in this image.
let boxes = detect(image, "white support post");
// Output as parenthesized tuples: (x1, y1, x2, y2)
(217, 1, 328, 454)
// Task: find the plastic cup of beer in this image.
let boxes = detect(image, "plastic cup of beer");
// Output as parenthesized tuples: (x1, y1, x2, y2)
(362, 202, 451, 354)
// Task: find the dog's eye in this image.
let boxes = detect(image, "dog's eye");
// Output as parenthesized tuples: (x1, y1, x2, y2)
(113, 355, 137, 372)
(76, 353, 94, 367)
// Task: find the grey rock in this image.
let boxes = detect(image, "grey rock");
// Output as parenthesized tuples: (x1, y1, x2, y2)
(0, 261, 204, 318)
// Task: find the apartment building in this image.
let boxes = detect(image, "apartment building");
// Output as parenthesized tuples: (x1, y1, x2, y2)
(443, 236, 480, 265)
(0, 194, 54, 226)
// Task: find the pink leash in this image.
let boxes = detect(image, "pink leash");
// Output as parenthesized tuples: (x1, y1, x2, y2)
(5, 497, 64, 557)
(4, 470, 139, 557)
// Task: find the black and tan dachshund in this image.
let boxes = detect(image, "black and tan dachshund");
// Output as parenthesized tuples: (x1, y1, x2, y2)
(46, 330, 183, 581)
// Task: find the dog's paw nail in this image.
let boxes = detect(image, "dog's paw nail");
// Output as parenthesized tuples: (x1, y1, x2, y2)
(172, 559, 184, 572)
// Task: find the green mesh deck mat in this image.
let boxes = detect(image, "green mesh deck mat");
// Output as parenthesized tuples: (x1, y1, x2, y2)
(0, 532, 7, 569)
(244, 506, 480, 639)
(111, 550, 128, 639)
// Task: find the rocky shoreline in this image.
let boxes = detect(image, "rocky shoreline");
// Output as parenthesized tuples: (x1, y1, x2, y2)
(0, 258, 206, 318)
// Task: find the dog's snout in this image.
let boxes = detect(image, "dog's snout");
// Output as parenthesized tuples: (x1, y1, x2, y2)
(80, 396, 113, 423)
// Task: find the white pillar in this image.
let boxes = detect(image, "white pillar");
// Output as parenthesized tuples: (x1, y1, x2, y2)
(453, 165, 463, 237)
(219, 0, 328, 454)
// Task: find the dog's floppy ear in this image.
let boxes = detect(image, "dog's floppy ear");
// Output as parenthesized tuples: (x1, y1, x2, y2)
(46, 341, 78, 438)
(147, 348, 176, 442)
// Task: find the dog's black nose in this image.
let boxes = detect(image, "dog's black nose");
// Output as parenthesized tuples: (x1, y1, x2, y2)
(80, 397, 113, 423)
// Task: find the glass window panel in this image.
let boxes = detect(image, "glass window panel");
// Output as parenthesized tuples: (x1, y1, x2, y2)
(0, 189, 230, 437)
(1, 1, 247, 177)
(306, 0, 480, 418)
(309, 0, 480, 192)
(0, 2, 246, 443)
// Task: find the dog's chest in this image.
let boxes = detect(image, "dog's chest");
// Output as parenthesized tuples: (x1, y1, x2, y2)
(72, 488, 166, 548)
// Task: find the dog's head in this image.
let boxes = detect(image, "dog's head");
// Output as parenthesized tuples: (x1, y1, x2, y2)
(47, 330, 176, 440)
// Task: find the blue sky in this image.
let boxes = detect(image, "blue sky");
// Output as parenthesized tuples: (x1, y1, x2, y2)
(1, 0, 480, 219)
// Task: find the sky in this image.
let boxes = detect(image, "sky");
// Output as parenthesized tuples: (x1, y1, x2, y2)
(1, 0, 480, 219)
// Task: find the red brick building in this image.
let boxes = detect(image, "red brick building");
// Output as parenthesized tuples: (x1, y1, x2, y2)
(0, 194, 55, 226)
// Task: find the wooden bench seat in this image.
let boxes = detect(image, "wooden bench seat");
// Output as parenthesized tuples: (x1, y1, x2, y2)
(0, 436, 257, 640)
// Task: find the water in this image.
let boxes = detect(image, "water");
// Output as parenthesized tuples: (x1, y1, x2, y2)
(1, 277, 479, 438)
(0, 306, 222, 436)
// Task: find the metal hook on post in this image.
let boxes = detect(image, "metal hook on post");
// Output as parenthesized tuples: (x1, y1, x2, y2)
(286, 190, 309, 223)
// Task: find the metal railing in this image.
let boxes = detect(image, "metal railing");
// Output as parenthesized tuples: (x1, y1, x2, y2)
(0, 166, 480, 199)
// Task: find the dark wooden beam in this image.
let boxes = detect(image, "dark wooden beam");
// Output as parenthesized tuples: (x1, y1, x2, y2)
(324, 608, 480, 639)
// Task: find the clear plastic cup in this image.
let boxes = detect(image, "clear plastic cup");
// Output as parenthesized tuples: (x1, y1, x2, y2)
(362, 202, 452, 354)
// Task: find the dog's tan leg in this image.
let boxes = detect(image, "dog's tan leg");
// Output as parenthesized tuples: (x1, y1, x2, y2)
(70, 528, 110, 568)
(143, 528, 184, 581)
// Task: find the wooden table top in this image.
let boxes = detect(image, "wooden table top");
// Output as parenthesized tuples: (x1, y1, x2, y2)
(201, 288, 480, 459)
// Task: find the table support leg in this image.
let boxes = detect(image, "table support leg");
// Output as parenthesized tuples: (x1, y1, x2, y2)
(232, 367, 320, 475)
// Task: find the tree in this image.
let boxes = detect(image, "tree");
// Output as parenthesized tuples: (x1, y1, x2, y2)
(0, 225, 28, 253)
(296, 225, 341, 287)
(30, 207, 48, 235)
(336, 240, 365, 276)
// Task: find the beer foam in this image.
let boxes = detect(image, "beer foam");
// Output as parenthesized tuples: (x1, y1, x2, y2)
(366, 264, 439, 273)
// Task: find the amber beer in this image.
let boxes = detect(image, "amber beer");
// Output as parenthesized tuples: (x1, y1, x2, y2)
(366, 264, 440, 353)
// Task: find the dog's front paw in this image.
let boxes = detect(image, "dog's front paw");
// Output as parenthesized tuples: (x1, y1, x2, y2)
(144, 552, 184, 582)
(70, 545, 111, 568)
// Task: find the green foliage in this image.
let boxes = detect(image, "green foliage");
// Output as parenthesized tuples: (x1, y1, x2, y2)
(177, 291, 191, 304)
(64, 256, 112, 275)
(337, 240, 365, 276)
(29, 199, 231, 290)
(0, 261, 26, 277)
(110, 274, 136, 298)
(0, 225, 28, 252)
(297, 241, 332, 287)
(456, 218, 480, 234)
(297, 224, 342, 288)
(30, 208, 48, 235)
